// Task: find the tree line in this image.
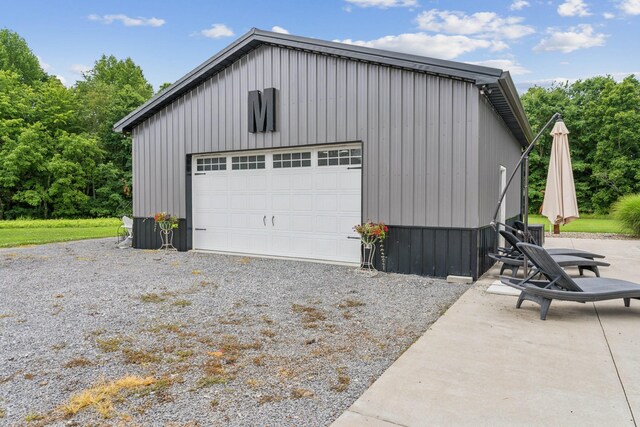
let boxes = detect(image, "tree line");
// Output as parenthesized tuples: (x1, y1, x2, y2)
(0, 28, 638, 219)
(521, 75, 640, 214)
(0, 29, 153, 219)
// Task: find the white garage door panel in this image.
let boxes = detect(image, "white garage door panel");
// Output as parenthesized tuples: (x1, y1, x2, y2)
(314, 215, 338, 233)
(292, 174, 313, 190)
(339, 216, 359, 234)
(289, 215, 315, 231)
(314, 195, 338, 211)
(208, 176, 228, 191)
(290, 195, 314, 211)
(315, 174, 338, 190)
(199, 195, 228, 210)
(194, 230, 229, 251)
(271, 174, 293, 190)
(339, 194, 360, 212)
(339, 239, 361, 260)
(193, 145, 361, 263)
(271, 194, 290, 210)
(204, 212, 229, 227)
(339, 173, 360, 190)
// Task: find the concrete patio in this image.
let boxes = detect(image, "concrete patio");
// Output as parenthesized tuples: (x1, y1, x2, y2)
(332, 237, 640, 426)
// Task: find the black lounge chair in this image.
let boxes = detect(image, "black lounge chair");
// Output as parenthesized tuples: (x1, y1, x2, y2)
(501, 243, 640, 320)
(490, 230, 609, 277)
(512, 220, 604, 259)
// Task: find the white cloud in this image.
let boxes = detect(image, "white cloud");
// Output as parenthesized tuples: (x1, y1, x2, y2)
(515, 77, 574, 92)
(200, 24, 234, 39)
(337, 32, 507, 60)
(344, 0, 417, 8)
(271, 26, 290, 34)
(70, 64, 91, 76)
(88, 14, 165, 27)
(517, 71, 640, 92)
(618, 0, 640, 14)
(467, 59, 531, 75)
(534, 25, 606, 53)
(36, 56, 51, 72)
(416, 10, 535, 40)
(608, 71, 640, 79)
(510, 1, 530, 11)
(603, 12, 616, 19)
(557, 0, 591, 17)
(54, 75, 68, 86)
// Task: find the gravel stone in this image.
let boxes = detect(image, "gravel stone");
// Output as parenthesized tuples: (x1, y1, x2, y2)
(0, 238, 469, 426)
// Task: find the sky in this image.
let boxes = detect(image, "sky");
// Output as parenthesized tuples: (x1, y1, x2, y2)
(3, 0, 639, 94)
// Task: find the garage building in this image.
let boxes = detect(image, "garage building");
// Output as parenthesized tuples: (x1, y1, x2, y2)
(114, 28, 532, 279)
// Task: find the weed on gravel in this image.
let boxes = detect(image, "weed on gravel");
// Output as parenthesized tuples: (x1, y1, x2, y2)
(62, 375, 158, 419)
(331, 368, 351, 393)
(95, 336, 129, 353)
(139, 293, 166, 303)
(64, 358, 93, 368)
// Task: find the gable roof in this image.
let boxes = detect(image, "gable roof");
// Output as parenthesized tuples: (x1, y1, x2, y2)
(114, 28, 532, 145)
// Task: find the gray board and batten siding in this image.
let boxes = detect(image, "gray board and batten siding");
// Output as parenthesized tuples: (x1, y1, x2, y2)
(119, 29, 532, 279)
(131, 44, 522, 227)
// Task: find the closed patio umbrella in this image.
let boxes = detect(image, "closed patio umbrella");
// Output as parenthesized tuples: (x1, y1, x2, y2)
(541, 120, 579, 233)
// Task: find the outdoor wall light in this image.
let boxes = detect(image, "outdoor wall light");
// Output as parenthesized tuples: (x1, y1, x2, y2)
(480, 85, 493, 95)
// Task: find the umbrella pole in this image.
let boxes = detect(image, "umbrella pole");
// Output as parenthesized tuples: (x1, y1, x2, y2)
(523, 154, 530, 277)
(491, 112, 562, 278)
(491, 112, 562, 231)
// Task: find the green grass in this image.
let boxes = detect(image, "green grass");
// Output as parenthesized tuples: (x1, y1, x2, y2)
(0, 218, 121, 248)
(0, 218, 120, 229)
(528, 214, 627, 234)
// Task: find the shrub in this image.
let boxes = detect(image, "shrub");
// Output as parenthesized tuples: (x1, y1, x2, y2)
(612, 194, 640, 236)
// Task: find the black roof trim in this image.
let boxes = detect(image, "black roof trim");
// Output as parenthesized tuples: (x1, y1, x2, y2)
(114, 28, 532, 144)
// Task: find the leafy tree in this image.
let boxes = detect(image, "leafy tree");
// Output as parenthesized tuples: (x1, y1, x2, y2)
(0, 29, 46, 85)
(1, 124, 52, 217)
(75, 55, 153, 207)
(591, 76, 640, 210)
(46, 132, 103, 217)
(521, 75, 640, 214)
(157, 82, 172, 93)
(0, 33, 152, 219)
(520, 84, 570, 211)
(75, 55, 153, 166)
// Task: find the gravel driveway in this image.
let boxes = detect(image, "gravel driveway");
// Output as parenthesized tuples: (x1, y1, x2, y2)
(0, 238, 469, 426)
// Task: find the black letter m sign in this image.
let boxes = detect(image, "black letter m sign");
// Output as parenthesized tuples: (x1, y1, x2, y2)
(248, 88, 276, 133)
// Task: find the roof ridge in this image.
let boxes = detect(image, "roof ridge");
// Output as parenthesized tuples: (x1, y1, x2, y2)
(114, 29, 532, 144)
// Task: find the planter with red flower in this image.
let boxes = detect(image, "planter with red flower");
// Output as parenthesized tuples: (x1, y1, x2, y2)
(153, 212, 179, 250)
(353, 221, 389, 271)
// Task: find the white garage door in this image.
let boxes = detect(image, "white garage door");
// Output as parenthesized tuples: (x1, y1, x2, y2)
(192, 144, 362, 263)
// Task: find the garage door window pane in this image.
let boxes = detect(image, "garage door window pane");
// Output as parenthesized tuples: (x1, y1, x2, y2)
(273, 152, 311, 168)
(318, 148, 361, 167)
(232, 155, 265, 170)
(197, 157, 226, 172)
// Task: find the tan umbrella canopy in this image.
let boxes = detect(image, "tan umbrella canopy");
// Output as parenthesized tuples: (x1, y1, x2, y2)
(542, 120, 579, 230)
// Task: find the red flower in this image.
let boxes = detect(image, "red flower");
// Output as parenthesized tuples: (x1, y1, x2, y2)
(384, 226, 389, 232)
